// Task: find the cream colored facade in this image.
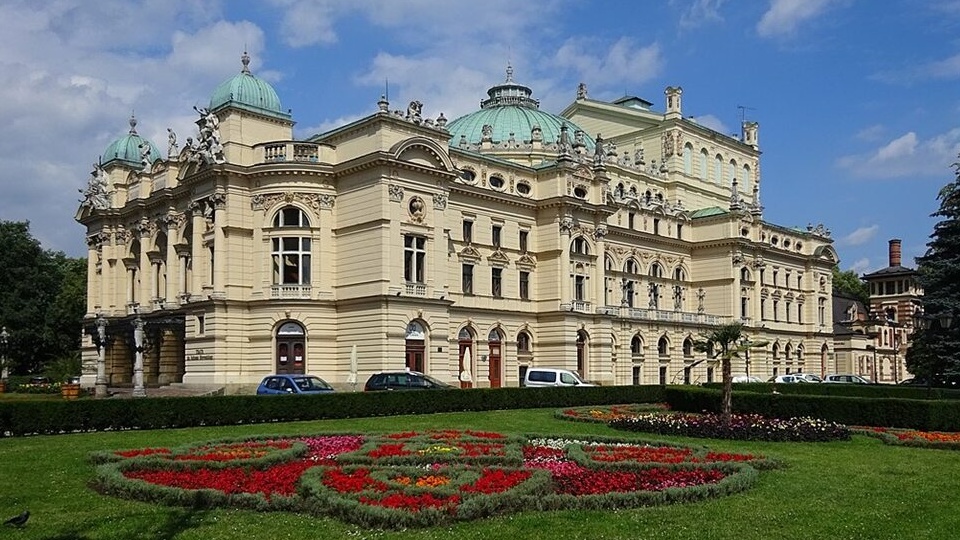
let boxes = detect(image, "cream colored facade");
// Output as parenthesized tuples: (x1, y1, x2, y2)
(77, 60, 839, 393)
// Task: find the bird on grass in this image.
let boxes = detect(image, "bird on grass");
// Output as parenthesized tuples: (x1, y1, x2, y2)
(3, 511, 29, 527)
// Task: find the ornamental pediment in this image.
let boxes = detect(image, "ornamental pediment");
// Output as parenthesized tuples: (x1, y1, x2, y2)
(516, 253, 538, 269)
(487, 250, 511, 267)
(458, 245, 482, 261)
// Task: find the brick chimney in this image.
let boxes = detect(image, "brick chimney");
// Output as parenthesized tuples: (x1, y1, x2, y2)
(888, 238, 902, 267)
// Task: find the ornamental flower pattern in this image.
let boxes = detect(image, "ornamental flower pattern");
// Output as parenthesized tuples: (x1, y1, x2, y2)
(93, 429, 778, 529)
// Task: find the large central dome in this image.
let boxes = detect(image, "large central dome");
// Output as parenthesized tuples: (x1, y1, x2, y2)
(447, 66, 594, 151)
(209, 52, 289, 120)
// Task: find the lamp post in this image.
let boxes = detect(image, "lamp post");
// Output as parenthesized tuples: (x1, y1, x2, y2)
(739, 337, 752, 378)
(0, 326, 8, 381)
(132, 313, 146, 398)
(94, 314, 108, 398)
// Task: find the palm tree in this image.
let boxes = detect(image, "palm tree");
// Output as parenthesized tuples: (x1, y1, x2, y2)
(694, 322, 768, 424)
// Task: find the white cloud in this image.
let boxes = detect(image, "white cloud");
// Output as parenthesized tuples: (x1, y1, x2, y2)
(836, 129, 960, 179)
(677, 0, 726, 30)
(552, 38, 663, 89)
(847, 258, 872, 274)
(756, 0, 838, 38)
(691, 114, 731, 136)
(839, 225, 879, 247)
(855, 124, 885, 141)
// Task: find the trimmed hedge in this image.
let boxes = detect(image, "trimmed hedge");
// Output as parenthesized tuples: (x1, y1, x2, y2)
(665, 386, 960, 431)
(0, 385, 666, 437)
(702, 382, 960, 400)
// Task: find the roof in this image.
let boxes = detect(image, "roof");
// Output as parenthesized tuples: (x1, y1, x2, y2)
(832, 293, 867, 335)
(102, 115, 162, 168)
(209, 52, 289, 120)
(689, 206, 728, 219)
(446, 65, 594, 150)
(862, 265, 917, 279)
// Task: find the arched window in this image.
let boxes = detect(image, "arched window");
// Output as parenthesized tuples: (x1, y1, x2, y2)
(625, 259, 639, 274)
(714, 154, 723, 185)
(741, 267, 751, 282)
(742, 164, 751, 192)
(271, 206, 312, 286)
(630, 335, 643, 359)
(682, 337, 693, 358)
(772, 343, 780, 362)
(649, 263, 663, 278)
(657, 336, 669, 357)
(674, 267, 685, 282)
(571, 237, 589, 256)
(728, 159, 737, 188)
(683, 143, 694, 174)
(699, 149, 708, 181)
(517, 331, 532, 354)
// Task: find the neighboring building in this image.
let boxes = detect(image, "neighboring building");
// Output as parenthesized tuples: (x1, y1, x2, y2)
(76, 56, 839, 394)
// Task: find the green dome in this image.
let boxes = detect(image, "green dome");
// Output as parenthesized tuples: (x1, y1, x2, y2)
(447, 66, 594, 150)
(209, 52, 289, 119)
(102, 115, 162, 168)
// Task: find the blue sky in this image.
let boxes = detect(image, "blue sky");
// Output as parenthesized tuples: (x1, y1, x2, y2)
(2, 0, 959, 275)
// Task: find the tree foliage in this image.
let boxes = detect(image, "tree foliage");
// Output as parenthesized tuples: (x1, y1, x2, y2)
(832, 266, 869, 307)
(908, 156, 960, 381)
(693, 322, 767, 423)
(0, 221, 87, 376)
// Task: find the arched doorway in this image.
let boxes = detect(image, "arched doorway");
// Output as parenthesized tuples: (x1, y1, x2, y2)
(576, 330, 588, 378)
(820, 343, 829, 377)
(405, 321, 426, 372)
(458, 327, 475, 389)
(276, 321, 305, 375)
(487, 328, 503, 388)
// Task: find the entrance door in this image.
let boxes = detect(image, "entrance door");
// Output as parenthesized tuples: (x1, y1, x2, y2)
(406, 344, 425, 372)
(276, 321, 305, 375)
(488, 341, 502, 388)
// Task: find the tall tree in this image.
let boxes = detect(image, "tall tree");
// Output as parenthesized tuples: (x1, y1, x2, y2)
(694, 322, 767, 423)
(908, 156, 960, 382)
(832, 266, 869, 307)
(0, 221, 86, 375)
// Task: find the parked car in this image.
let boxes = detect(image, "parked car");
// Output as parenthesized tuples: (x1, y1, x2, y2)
(767, 374, 808, 384)
(522, 368, 595, 388)
(793, 373, 823, 383)
(256, 374, 335, 395)
(822, 374, 873, 385)
(28, 376, 51, 386)
(732, 375, 764, 383)
(363, 371, 454, 391)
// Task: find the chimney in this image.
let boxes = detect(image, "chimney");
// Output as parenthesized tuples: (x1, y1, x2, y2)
(888, 238, 902, 267)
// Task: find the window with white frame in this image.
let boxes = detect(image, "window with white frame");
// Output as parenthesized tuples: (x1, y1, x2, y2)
(271, 206, 312, 285)
(404, 235, 426, 283)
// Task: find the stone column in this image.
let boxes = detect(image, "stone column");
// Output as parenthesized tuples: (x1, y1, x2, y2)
(593, 225, 607, 307)
(163, 213, 181, 306)
(559, 216, 573, 304)
(189, 202, 205, 299)
(136, 220, 153, 310)
(210, 192, 227, 296)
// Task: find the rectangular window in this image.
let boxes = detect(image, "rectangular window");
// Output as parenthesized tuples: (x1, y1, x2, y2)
(760, 269, 765, 284)
(677, 223, 683, 239)
(632, 366, 641, 385)
(786, 301, 792, 323)
(404, 235, 426, 283)
(798, 304, 803, 323)
(197, 314, 205, 335)
(773, 300, 780, 322)
(492, 225, 502, 248)
(741, 297, 749, 319)
(628, 212, 635, 229)
(462, 264, 473, 294)
(463, 220, 473, 244)
(760, 299, 766, 320)
(519, 271, 530, 300)
(519, 230, 528, 252)
(773, 271, 779, 287)
(574, 275, 586, 301)
(653, 218, 660, 235)
(658, 366, 667, 385)
(272, 237, 311, 285)
(491, 267, 502, 298)
(797, 275, 803, 289)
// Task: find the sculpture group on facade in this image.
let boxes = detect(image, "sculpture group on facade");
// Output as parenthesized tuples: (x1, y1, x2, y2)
(79, 162, 111, 211)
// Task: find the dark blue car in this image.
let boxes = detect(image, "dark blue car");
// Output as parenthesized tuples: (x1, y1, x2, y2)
(256, 374, 334, 395)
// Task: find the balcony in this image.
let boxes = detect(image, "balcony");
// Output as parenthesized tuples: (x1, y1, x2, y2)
(404, 283, 428, 297)
(261, 142, 321, 163)
(270, 285, 313, 299)
(594, 305, 731, 326)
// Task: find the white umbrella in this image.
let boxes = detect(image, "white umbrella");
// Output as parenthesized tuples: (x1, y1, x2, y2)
(459, 346, 473, 384)
(346, 345, 358, 388)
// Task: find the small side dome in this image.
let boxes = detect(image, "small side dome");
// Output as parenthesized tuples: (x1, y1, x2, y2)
(209, 52, 289, 119)
(102, 115, 162, 168)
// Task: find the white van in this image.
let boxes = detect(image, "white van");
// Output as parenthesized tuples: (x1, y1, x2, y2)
(523, 368, 595, 387)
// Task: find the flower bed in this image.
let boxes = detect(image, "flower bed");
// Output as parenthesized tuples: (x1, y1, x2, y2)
(556, 404, 669, 424)
(609, 413, 851, 442)
(92, 429, 778, 528)
(854, 427, 960, 450)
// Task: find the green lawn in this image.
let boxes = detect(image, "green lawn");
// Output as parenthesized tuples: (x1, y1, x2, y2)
(2, 408, 959, 539)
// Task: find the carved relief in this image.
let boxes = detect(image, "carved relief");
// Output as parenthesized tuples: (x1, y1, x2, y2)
(408, 196, 426, 223)
(388, 184, 404, 202)
(432, 192, 448, 210)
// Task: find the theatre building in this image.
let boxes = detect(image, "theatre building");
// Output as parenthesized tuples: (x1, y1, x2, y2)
(76, 55, 839, 394)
